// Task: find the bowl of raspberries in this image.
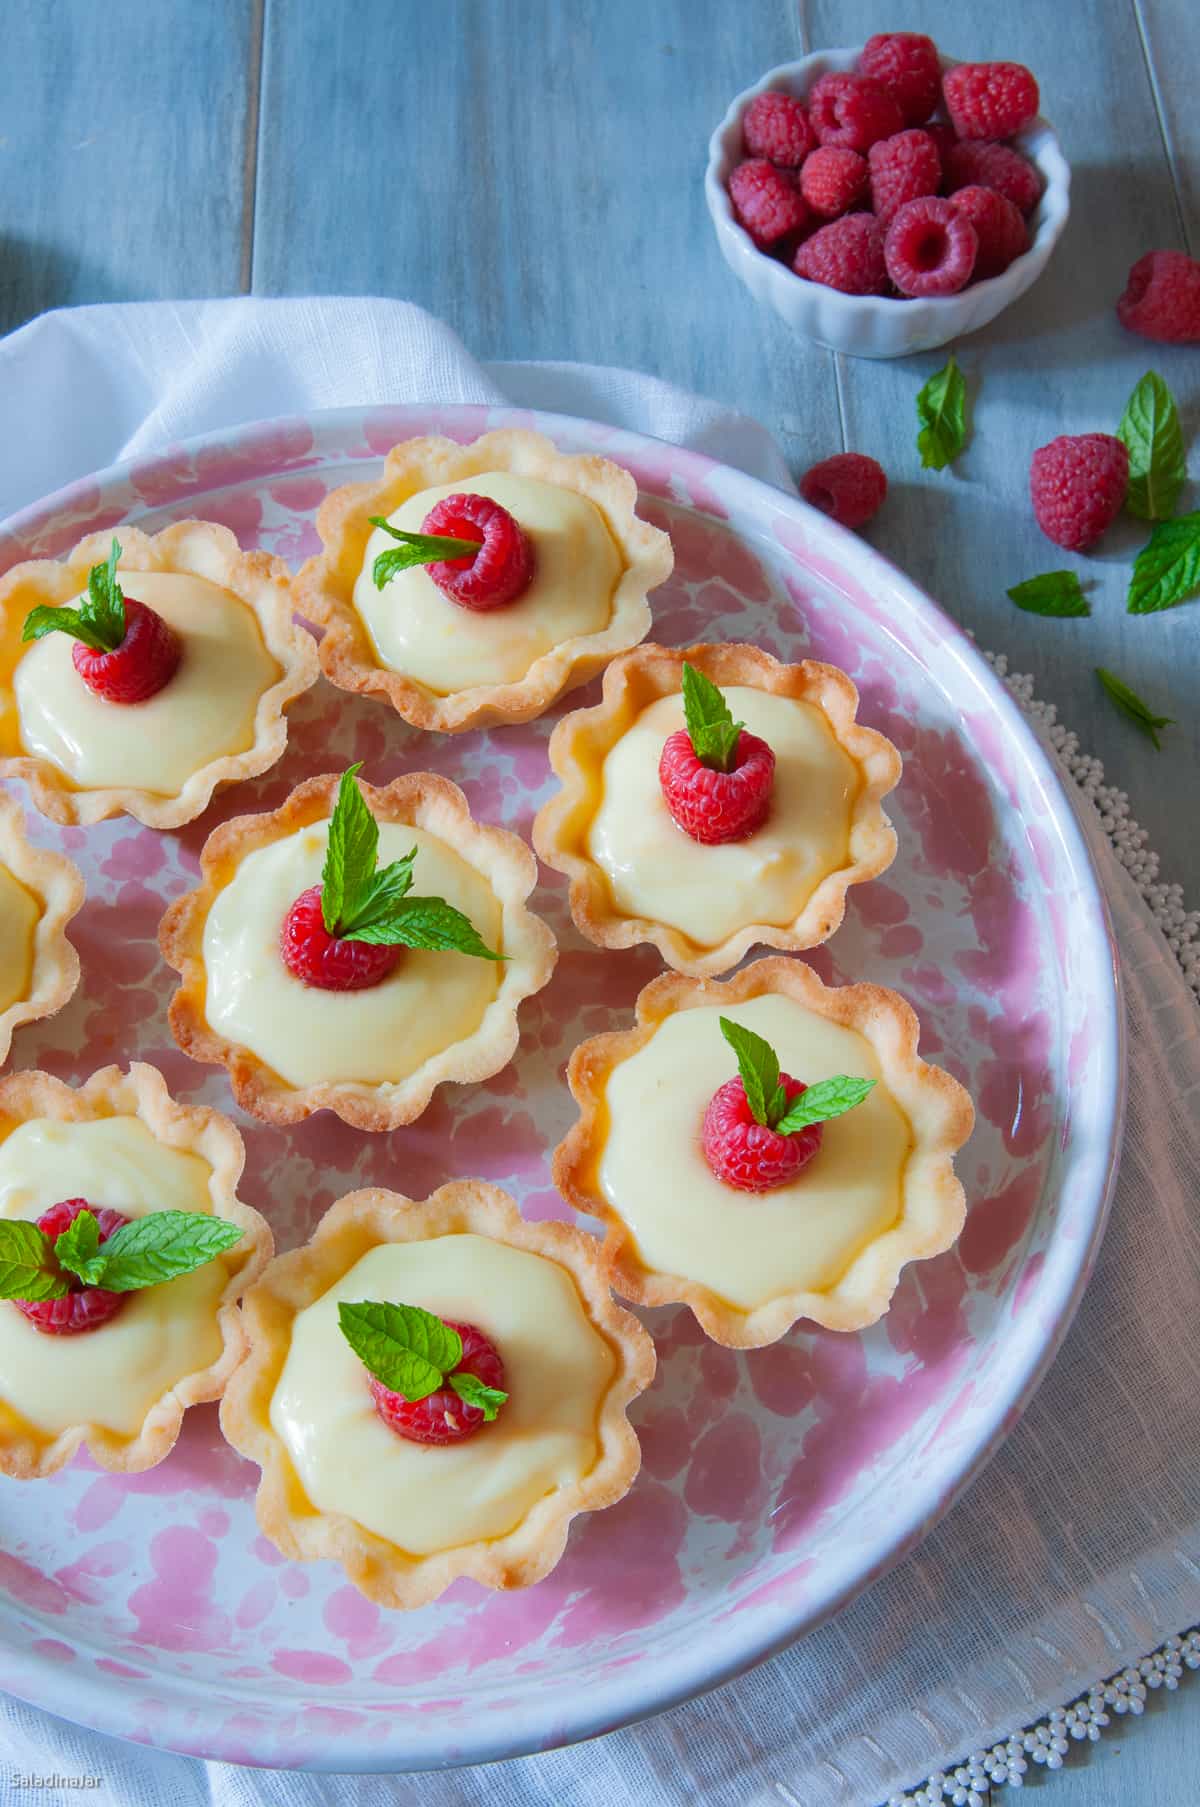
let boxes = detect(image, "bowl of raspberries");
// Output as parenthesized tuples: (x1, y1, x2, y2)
(706, 32, 1070, 358)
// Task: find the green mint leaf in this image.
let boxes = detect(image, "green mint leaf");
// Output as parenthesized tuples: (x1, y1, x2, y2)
(1117, 371, 1186, 522)
(1007, 571, 1091, 618)
(1126, 512, 1200, 615)
(774, 1075, 877, 1135)
(337, 848, 418, 937)
(53, 1208, 103, 1284)
(916, 356, 968, 471)
(321, 763, 379, 934)
(718, 1015, 779, 1127)
(338, 1300, 463, 1399)
(680, 662, 742, 772)
(90, 1212, 244, 1293)
(369, 517, 483, 589)
(22, 537, 127, 653)
(21, 605, 114, 653)
(0, 1219, 66, 1303)
(350, 895, 504, 961)
(448, 1371, 508, 1422)
(1095, 667, 1174, 751)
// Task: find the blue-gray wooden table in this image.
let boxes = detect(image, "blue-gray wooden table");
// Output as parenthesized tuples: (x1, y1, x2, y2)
(1, 1, 1197, 1799)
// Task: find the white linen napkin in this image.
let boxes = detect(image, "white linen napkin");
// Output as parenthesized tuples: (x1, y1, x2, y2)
(1, 298, 1198, 1807)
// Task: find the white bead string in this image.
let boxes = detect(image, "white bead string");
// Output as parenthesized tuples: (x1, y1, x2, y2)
(885, 659, 1199, 1805)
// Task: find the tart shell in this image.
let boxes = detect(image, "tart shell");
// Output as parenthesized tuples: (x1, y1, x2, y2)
(0, 1061, 273, 1479)
(159, 770, 558, 1130)
(533, 641, 903, 977)
(292, 428, 674, 732)
(220, 1180, 656, 1610)
(0, 791, 84, 1065)
(553, 956, 975, 1346)
(0, 520, 319, 828)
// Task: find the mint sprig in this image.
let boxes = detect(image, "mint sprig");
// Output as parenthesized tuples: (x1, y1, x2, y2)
(1126, 512, 1200, 615)
(318, 765, 502, 960)
(916, 356, 968, 472)
(1096, 667, 1174, 751)
(1006, 571, 1091, 618)
(338, 1299, 508, 1423)
(369, 516, 483, 590)
(718, 1017, 875, 1133)
(0, 1208, 243, 1304)
(681, 663, 743, 772)
(1117, 372, 1186, 523)
(22, 537, 127, 654)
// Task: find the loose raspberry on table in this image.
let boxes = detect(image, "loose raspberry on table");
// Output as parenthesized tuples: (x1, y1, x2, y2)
(1030, 434, 1130, 551)
(742, 90, 815, 167)
(942, 61, 1040, 141)
(1116, 250, 1200, 343)
(808, 71, 904, 153)
(419, 492, 534, 610)
(15, 1200, 129, 1337)
(884, 196, 977, 296)
(794, 213, 888, 295)
(858, 32, 942, 126)
(949, 184, 1028, 278)
(369, 1320, 506, 1446)
(71, 597, 182, 705)
(729, 158, 809, 250)
(868, 128, 942, 225)
(281, 884, 404, 992)
(800, 145, 868, 219)
(702, 1076, 823, 1193)
(943, 139, 1042, 215)
(800, 454, 888, 530)
(659, 727, 775, 844)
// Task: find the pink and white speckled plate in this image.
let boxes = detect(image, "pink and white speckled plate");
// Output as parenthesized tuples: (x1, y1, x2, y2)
(0, 406, 1122, 1773)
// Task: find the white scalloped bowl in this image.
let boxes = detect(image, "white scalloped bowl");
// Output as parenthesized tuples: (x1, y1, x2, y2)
(706, 48, 1071, 359)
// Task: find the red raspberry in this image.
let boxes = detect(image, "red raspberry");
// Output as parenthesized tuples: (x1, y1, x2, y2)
(71, 597, 182, 705)
(858, 32, 942, 126)
(280, 884, 403, 992)
(800, 453, 888, 530)
(659, 727, 775, 844)
(702, 1076, 823, 1193)
(942, 62, 1040, 141)
(729, 158, 809, 250)
(949, 185, 1028, 278)
(419, 493, 534, 611)
(943, 140, 1042, 216)
(923, 121, 959, 161)
(799, 146, 868, 219)
(1030, 435, 1129, 552)
(808, 72, 904, 153)
(15, 1200, 128, 1337)
(1116, 250, 1200, 344)
(742, 90, 815, 167)
(369, 1320, 505, 1446)
(794, 214, 887, 295)
(868, 129, 942, 225)
(884, 196, 977, 297)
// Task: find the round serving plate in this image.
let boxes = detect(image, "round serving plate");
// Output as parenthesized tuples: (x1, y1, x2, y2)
(0, 404, 1122, 1772)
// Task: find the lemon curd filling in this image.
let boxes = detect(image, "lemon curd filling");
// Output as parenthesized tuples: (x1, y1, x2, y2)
(598, 996, 913, 1310)
(269, 1234, 615, 1554)
(0, 1117, 228, 1438)
(352, 472, 623, 693)
(585, 687, 860, 947)
(13, 571, 280, 794)
(202, 821, 502, 1090)
(0, 865, 39, 1014)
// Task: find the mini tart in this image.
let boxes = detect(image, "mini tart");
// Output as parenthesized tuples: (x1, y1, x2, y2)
(293, 428, 673, 732)
(159, 770, 557, 1130)
(554, 957, 974, 1347)
(0, 792, 84, 1064)
(533, 641, 903, 977)
(0, 1062, 272, 1478)
(221, 1181, 655, 1609)
(0, 520, 319, 828)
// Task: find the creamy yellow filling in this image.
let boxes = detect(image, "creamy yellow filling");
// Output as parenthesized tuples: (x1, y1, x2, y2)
(0, 1117, 228, 1438)
(202, 821, 502, 1089)
(0, 866, 39, 1016)
(14, 571, 280, 795)
(585, 687, 859, 947)
(598, 995, 911, 1310)
(352, 472, 622, 693)
(269, 1234, 614, 1555)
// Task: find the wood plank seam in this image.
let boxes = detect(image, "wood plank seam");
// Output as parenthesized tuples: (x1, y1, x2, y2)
(241, 0, 268, 292)
(1131, 0, 1194, 254)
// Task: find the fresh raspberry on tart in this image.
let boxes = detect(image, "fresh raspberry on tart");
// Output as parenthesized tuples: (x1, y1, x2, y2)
(658, 662, 775, 844)
(369, 492, 535, 612)
(22, 537, 182, 704)
(339, 1299, 508, 1445)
